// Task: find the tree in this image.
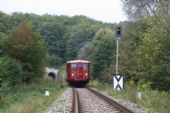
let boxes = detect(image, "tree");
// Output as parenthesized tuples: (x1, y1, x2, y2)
(122, 0, 170, 21)
(40, 22, 65, 57)
(4, 22, 46, 82)
(121, 0, 170, 90)
(135, 18, 170, 90)
(0, 57, 22, 86)
(77, 42, 95, 60)
(65, 23, 100, 61)
(46, 54, 62, 68)
(91, 28, 116, 81)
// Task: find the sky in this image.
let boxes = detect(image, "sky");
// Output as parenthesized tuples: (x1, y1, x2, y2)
(0, 0, 127, 23)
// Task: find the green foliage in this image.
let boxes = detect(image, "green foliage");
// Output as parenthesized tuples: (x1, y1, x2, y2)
(0, 11, 112, 67)
(0, 57, 22, 86)
(65, 23, 100, 60)
(0, 11, 114, 87)
(1, 10, 169, 91)
(40, 22, 66, 58)
(77, 42, 95, 60)
(87, 80, 107, 91)
(46, 54, 62, 68)
(4, 22, 46, 82)
(119, 16, 170, 90)
(121, 0, 170, 90)
(134, 18, 170, 90)
(1, 79, 68, 113)
(91, 28, 116, 82)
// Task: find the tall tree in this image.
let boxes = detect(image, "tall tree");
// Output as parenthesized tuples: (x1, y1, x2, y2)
(122, 0, 170, 21)
(91, 28, 116, 81)
(135, 18, 170, 90)
(4, 22, 46, 82)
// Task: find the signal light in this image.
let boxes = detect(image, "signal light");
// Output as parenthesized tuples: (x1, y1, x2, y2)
(117, 27, 121, 35)
(115, 26, 121, 38)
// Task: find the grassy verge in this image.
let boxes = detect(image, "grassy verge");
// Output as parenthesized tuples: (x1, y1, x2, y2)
(0, 79, 68, 113)
(88, 80, 170, 113)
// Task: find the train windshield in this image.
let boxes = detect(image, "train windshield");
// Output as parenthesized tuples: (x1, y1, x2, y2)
(82, 64, 88, 71)
(71, 64, 77, 72)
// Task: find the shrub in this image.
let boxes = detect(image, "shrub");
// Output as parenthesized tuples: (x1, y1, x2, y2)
(0, 56, 22, 87)
(0, 56, 22, 107)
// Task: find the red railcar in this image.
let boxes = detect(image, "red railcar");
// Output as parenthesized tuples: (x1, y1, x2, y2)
(66, 60, 90, 86)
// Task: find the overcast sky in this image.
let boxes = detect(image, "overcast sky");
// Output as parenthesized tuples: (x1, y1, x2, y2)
(0, 0, 127, 23)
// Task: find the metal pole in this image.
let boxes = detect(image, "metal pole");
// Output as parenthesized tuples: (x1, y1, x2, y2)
(116, 39, 119, 75)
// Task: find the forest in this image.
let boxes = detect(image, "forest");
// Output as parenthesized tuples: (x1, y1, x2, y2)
(0, 0, 170, 96)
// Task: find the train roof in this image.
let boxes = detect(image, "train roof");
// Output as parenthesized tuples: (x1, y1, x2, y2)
(67, 60, 90, 63)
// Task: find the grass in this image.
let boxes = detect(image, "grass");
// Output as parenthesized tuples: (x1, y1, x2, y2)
(88, 80, 170, 113)
(0, 79, 68, 113)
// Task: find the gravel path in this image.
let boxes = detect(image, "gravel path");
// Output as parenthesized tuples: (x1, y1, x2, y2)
(76, 88, 120, 113)
(43, 87, 147, 113)
(43, 88, 72, 113)
(98, 90, 147, 113)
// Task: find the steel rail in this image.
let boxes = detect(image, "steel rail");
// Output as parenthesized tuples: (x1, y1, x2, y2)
(71, 88, 80, 113)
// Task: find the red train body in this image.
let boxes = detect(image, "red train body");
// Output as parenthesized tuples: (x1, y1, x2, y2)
(66, 60, 90, 86)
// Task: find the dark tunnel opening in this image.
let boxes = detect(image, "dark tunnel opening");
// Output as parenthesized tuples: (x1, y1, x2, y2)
(48, 72, 56, 79)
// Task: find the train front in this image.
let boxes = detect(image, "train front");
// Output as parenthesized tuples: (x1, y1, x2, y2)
(66, 60, 90, 86)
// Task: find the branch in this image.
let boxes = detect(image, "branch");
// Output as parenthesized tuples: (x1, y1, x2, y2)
(144, 0, 157, 18)
(139, 0, 150, 16)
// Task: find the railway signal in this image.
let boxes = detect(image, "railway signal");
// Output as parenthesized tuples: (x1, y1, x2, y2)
(113, 26, 123, 90)
(116, 26, 121, 39)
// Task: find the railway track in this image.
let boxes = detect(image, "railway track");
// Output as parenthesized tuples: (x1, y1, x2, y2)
(71, 88, 80, 113)
(71, 88, 134, 113)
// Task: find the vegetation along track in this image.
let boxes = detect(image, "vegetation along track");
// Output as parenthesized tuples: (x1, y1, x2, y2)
(71, 88, 134, 113)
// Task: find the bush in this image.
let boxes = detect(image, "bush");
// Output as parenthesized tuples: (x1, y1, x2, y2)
(0, 56, 23, 107)
(0, 56, 22, 87)
(46, 54, 63, 68)
(3, 22, 46, 82)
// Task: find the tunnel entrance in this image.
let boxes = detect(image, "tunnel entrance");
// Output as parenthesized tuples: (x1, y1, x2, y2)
(48, 72, 56, 79)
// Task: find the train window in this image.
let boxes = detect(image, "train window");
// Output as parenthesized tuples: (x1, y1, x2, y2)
(82, 64, 88, 71)
(71, 64, 77, 72)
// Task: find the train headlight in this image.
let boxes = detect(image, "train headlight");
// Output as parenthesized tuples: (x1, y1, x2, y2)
(85, 73, 88, 76)
(72, 73, 74, 79)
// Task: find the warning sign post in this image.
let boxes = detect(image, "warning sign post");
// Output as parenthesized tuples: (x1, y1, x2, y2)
(113, 75, 123, 90)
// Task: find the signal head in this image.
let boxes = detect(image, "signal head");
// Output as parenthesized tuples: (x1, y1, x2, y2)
(115, 26, 121, 38)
